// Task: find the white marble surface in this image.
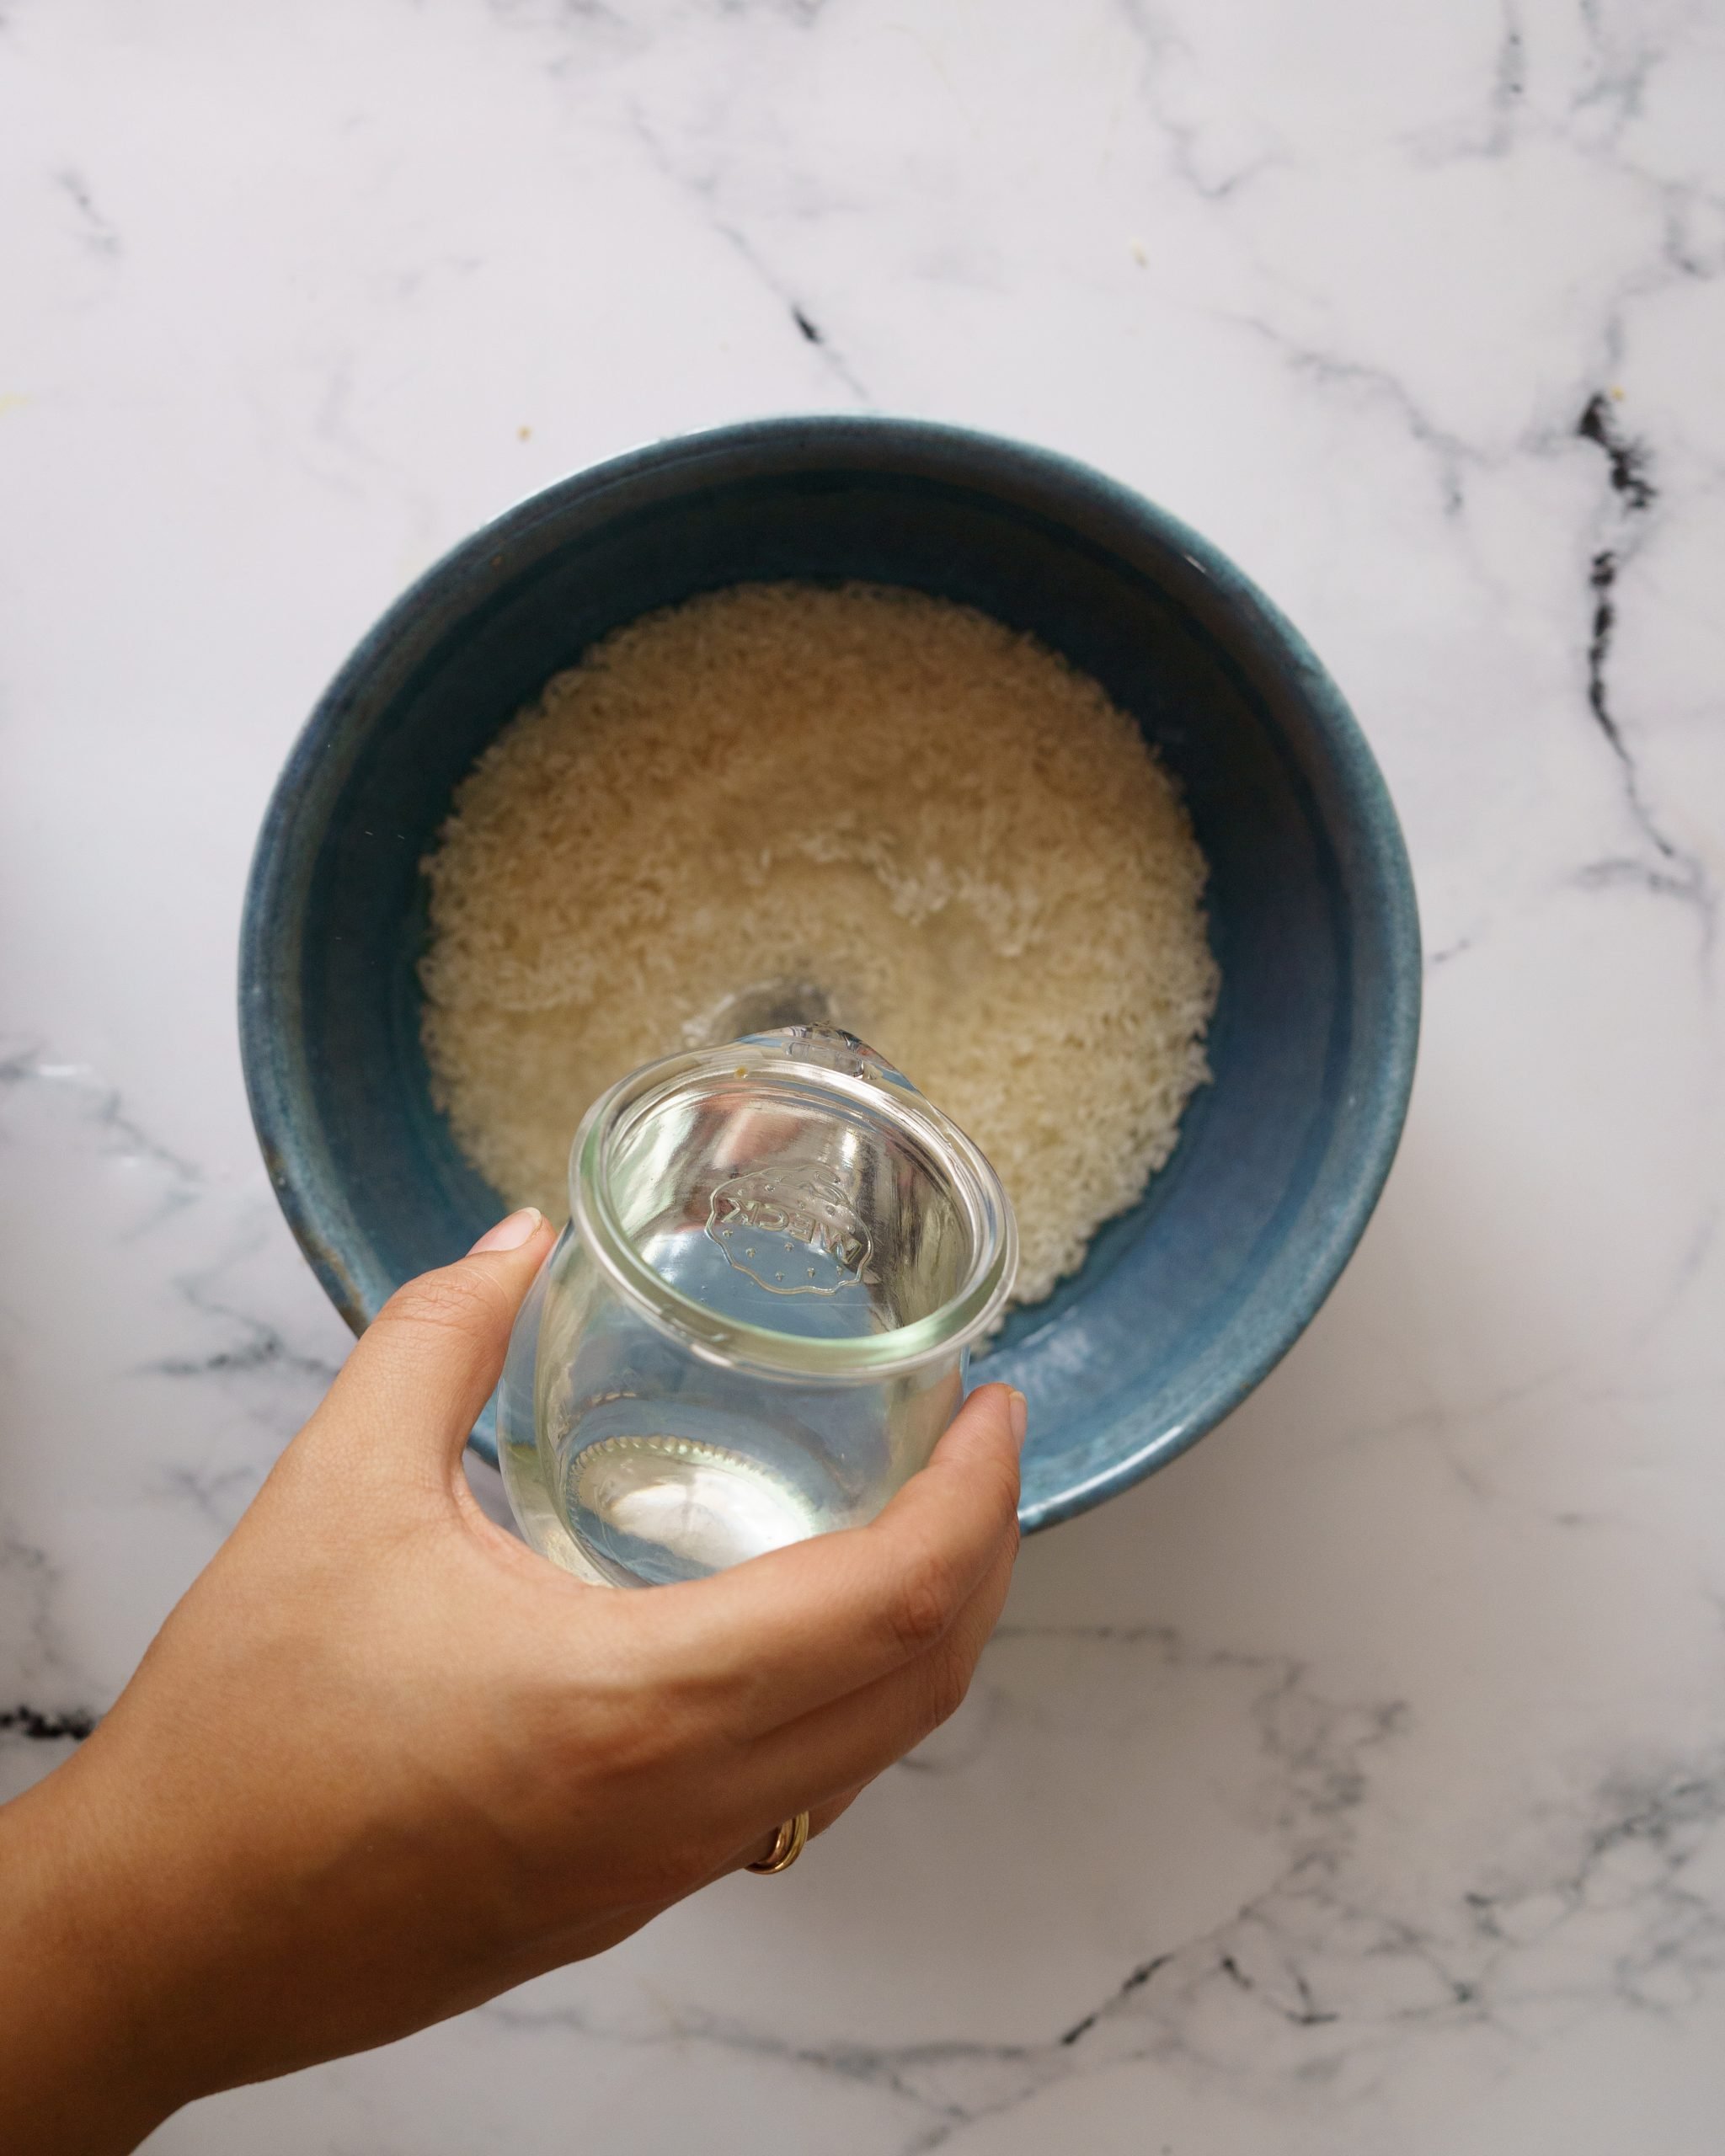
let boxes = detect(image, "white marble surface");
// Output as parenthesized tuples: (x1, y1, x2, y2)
(3, 0, 1724, 2146)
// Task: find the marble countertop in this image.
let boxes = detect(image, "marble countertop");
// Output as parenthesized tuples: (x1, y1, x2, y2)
(4, 2, 1723, 2148)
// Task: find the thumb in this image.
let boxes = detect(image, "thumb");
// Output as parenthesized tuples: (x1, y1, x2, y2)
(314, 1207, 558, 1474)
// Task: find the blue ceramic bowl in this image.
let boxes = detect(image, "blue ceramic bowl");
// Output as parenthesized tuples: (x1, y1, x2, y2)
(241, 418, 1419, 1533)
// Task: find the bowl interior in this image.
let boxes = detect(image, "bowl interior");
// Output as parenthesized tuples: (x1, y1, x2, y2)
(243, 422, 1418, 1532)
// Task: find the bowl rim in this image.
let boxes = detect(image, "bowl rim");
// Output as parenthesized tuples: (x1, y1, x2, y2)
(239, 413, 1421, 1529)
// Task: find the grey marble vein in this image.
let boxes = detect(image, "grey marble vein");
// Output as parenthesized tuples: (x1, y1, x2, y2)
(625, 100, 872, 403)
(54, 166, 119, 256)
(0, 1703, 95, 1745)
(1572, 390, 1712, 924)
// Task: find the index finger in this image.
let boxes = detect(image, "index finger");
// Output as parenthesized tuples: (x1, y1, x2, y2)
(617, 1381, 1025, 1736)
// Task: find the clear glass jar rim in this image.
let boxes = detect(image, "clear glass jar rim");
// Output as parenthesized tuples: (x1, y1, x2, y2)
(566, 1040, 1019, 1383)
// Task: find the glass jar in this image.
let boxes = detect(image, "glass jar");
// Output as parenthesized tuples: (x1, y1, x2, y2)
(497, 1027, 1017, 1587)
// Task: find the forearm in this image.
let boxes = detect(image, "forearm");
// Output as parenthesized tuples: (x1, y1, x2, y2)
(0, 1751, 192, 2154)
(0, 1236, 1023, 2137)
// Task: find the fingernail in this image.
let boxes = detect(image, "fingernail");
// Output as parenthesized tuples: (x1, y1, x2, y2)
(468, 1206, 544, 1255)
(1008, 1389, 1028, 1450)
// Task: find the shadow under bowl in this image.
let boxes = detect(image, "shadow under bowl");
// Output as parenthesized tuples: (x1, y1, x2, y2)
(240, 417, 1420, 1533)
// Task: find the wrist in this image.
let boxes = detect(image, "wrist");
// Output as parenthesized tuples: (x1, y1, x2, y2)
(0, 1739, 202, 2151)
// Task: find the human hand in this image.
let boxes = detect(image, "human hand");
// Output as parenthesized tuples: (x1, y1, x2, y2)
(0, 1209, 1025, 2152)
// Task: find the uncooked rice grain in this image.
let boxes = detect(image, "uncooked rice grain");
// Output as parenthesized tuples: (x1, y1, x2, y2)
(420, 582, 1219, 1309)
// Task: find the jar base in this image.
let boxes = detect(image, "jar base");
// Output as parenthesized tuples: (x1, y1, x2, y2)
(565, 1433, 825, 1586)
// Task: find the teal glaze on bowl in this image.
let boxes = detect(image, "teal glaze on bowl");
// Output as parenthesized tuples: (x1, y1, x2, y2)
(239, 418, 1420, 1532)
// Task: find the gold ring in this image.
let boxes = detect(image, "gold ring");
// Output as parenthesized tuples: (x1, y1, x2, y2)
(748, 1811, 810, 1875)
